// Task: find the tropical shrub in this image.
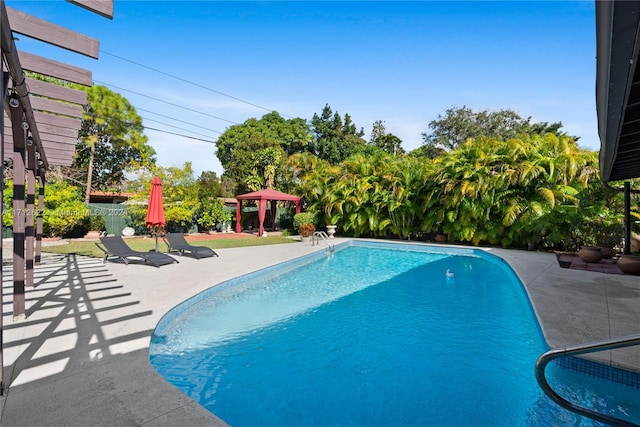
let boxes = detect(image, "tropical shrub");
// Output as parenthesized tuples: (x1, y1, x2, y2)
(291, 132, 611, 249)
(195, 198, 231, 231)
(293, 212, 316, 230)
(67, 213, 106, 238)
(42, 182, 91, 237)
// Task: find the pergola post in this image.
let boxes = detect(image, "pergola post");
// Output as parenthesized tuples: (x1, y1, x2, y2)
(1, 70, 8, 396)
(10, 106, 26, 320)
(624, 181, 631, 255)
(35, 169, 44, 265)
(25, 140, 35, 287)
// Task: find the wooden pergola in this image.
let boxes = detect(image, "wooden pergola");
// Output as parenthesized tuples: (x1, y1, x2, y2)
(1, 0, 113, 394)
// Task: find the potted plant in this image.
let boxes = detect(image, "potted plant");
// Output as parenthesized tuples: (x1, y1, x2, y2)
(82, 213, 106, 239)
(298, 223, 316, 242)
(293, 212, 317, 242)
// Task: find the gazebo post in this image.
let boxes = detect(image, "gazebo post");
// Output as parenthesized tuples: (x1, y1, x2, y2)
(258, 199, 267, 236)
(271, 200, 277, 230)
(235, 200, 242, 233)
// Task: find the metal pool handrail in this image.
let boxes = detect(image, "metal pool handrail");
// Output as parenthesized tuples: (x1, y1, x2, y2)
(535, 333, 640, 426)
(312, 231, 334, 251)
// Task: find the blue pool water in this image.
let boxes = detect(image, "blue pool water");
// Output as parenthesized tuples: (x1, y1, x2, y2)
(150, 241, 640, 426)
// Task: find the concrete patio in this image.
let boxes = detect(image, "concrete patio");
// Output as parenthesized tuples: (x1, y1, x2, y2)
(0, 239, 638, 426)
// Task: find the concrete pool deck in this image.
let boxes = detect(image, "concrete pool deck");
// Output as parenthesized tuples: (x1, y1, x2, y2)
(0, 239, 638, 426)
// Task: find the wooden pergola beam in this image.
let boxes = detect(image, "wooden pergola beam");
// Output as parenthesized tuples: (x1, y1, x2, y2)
(31, 96, 83, 119)
(67, 0, 114, 19)
(7, 7, 99, 58)
(26, 77, 87, 105)
(19, 51, 92, 86)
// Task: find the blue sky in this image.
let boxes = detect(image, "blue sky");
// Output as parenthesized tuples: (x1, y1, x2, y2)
(8, 1, 597, 176)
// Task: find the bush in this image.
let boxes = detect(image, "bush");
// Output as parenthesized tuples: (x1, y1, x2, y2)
(195, 198, 231, 232)
(66, 213, 106, 238)
(299, 223, 316, 237)
(293, 212, 316, 231)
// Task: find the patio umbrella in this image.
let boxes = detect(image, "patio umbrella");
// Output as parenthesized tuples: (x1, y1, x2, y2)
(145, 176, 166, 252)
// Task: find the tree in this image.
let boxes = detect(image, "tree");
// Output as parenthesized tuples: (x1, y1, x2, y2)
(310, 104, 366, 164)
(74, 85, 156, 202)
(126, 163, 199, 233)
(243, 146, 285, 191)
(419, 106, 567, 158)
(215, 111, 311, 193)
(369, 120, 404, 155)
(196, 171, 223, 199)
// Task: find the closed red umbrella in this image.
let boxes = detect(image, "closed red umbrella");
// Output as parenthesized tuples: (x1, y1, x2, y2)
(145, 176, 166, 252)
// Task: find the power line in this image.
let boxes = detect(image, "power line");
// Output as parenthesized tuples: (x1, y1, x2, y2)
(136, 107, 223, 134)
(93, 79, 240, 125)
(86, 113, 216, 144)
(144, 127, 216, 144)
(139, 116, 216, 140)
(100, 50, 292, 119)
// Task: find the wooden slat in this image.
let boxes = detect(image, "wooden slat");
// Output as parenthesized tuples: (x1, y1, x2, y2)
(34, 111, 81, 130)
(19, 51, 92, 86)
(3, 129, 75, 146)
(41, 141, 76, 154)
(66, 0, 114, 20)
(35, 131, 78, 145)
(26, 77, 87, 105)
(4, 125, 78, 150)
(7, 7, 99, 58)
(30, 96, 83, 119)
(37, 122, 78, 139)
(39, 155, 72, 166)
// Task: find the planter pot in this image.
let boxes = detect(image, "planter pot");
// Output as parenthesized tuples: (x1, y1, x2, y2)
(596, 245, 616, 259)
(434, 233, 447, 243)
(326, 225, 337, 239)
(84, 230, 102, 240)
(617, 255, 640, 275)
(300, 236, 311, 242)
(578, 246, 602, 263)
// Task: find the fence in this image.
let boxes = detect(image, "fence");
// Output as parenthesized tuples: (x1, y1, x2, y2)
(87, 203, 128, 237)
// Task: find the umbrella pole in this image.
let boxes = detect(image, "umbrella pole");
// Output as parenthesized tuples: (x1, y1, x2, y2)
(155, 226, 159, 252)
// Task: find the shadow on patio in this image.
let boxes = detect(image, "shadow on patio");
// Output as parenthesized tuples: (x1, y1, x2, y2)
(0, 254, 221, 426)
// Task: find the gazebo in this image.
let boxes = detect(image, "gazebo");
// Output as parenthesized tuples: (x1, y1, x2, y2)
(235, 188, 301, 236)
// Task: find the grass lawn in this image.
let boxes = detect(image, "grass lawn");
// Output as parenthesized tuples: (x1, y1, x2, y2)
(42, 236, 298, 258)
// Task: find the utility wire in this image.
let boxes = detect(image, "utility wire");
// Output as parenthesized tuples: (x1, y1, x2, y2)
(86, 113, 216, 144)
(136, 107, 223, 134)
(144, 127, 216, 144)
(100, 50, 292, 119)
(93, 79, 240, 125)
(139, 116, 216, 141)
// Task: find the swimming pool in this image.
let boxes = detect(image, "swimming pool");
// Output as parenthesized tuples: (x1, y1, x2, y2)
(150, 241, 640, 426)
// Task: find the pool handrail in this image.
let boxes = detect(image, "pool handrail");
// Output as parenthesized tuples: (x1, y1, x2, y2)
(535, 332, 640, 426)
(312, 231, 334, 251)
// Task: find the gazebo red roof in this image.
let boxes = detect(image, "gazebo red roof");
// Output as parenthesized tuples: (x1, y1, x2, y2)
(235, 188, 301, 202)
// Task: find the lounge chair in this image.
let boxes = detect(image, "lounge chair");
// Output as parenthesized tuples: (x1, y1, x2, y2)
(163, 232, 219, 259)
(96, 236, 178, 267)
